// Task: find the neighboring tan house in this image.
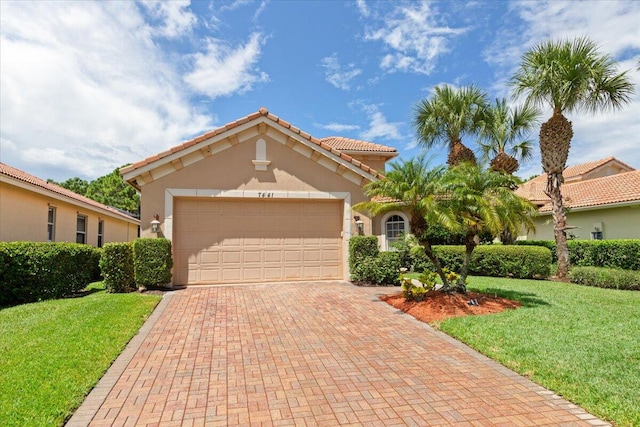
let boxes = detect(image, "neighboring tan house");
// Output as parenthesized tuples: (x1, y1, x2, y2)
(516, 157, 640, 240)
(0, 163, 139, 246)
(121, 107, 400, 285)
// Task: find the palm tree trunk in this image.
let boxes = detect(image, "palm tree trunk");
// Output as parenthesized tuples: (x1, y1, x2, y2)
(459, 231, 476, 293)
(417, 237, 452, 291)
(539, 111, 573, 281)
(547, 173, 570, 280)
(410, 213, 452, 291)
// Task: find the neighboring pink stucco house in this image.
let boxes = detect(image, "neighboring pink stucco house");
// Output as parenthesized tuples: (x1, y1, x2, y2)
(0, 163, 139, 246)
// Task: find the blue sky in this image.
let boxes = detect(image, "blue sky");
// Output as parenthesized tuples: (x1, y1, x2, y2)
(1, 0, 639, 183)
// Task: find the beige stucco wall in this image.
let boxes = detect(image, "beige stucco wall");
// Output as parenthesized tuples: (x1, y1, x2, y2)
(527, 205, 640, 240)
(139, 132, 377, 238)
(0, 181, 138, 245)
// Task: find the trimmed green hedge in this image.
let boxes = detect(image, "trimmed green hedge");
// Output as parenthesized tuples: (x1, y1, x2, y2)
(133, 238, 173, 288)
(569, 266, 640, 290)
(100, 242, 135, 293)
(415, 245, 552, 279)
(515, 240, 558, 262)
(516, 239, 640, 270)
(0, 242, 101, 306)
(348, 236, 379, 268)
(351, 251, 401, 286)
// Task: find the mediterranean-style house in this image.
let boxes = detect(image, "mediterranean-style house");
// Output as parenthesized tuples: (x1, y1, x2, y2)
(516, 157, 640, 240)
(121, 107, 400, 285)
(0, 163, 139, 246)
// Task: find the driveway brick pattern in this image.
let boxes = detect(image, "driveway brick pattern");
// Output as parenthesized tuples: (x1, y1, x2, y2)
(68, 282, 609, 426)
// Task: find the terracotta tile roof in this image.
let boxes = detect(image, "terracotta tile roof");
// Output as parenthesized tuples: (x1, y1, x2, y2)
(518, 169, 640, 212)
(0, 162, 139, 222)
(120, 107, 386, 180)
(320, 136, 397, 154)
(516, 157, 637, 203)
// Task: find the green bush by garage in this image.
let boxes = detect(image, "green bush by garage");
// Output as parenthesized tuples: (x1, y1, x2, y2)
(0, 242, 101, 306)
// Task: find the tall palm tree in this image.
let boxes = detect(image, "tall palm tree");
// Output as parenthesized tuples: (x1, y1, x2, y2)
(439, 164, 537, 290)
(353, 156, 458, 291)
(480, 98, 539, 174)
(413, 85, 489, 166)
(511, 37, 634, 280)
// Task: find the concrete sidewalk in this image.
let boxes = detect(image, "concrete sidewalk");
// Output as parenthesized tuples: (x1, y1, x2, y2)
(67, 282, 609, 426)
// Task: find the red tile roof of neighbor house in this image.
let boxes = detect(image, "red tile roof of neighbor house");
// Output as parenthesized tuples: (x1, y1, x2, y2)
(516, 158, 640, 212)
(120, 107, 396, 180)
(320, 136, 398, 153)
(0, 162, 139, 222)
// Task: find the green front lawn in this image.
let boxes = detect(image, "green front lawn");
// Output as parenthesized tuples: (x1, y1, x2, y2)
(439, 276, 640, 427)
(0, 283, 161, 427)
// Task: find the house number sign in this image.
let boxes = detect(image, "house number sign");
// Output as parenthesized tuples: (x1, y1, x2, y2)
(257, 192, 274, 198)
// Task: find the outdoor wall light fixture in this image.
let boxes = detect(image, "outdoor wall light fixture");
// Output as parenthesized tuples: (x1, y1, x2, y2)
(354, 215, 364, 236)
(150, 215, 161, 233)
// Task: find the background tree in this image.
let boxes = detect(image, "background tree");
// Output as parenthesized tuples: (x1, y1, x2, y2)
(86, 167, 140, 215)
(413, 85, 489, 166)
(439, 164, 537, 290)
(353, 156, 459, 291)
(479, 98, 539, 174)
(511, 37, 634, 280)
(48, 177, 89, 195)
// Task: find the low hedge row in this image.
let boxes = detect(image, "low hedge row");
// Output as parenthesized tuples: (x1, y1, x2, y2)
(0, 242, 101, 306)
(101, 238, 173, 292)
(349, 237, 552, 283)
(516, 239, 640, 270)
(569, 266, 640, 291)
(421, 245, 552, 279)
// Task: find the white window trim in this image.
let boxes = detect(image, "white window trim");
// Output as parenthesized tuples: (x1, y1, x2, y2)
(380, 211, 409, 250)
(97, 219, 104, 248)
(162, 189, 353, 282)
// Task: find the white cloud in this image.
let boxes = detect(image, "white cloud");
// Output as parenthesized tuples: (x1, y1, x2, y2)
(184, 32, 269, 99)
(359, 104, 403, 141)
(364, 2, 468, 75)
(318, 123, 361, 133)
(356, 0, 370, 17)
(0, 1, 212, 181)
(138, 0, 197, 38)
(253, 1, 268, 21)
(320, 54, 362, 90)
(489, 0, 640, 176)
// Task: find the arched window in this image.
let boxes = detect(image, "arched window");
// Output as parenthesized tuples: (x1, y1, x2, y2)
(385, 214, 406, 249)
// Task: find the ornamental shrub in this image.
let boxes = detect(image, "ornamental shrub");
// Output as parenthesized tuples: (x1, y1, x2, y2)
(471, 245, 551, 279)
(568, 240, 640, 271)
(100, 242, 135, 293)
(133, 238, 173, 288)
(350, 251, 400, 286)
(516, 239, 640, 270)
(0, 242, 100, 306)
(348, 236, 379, 271)
(515, 240, 558, 262)
(569, 266, 640, 290)
(413, 245, 551, 279)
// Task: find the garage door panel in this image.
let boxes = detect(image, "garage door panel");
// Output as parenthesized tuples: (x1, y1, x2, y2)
(243, 251, 261, 263)
(174, 198, 343, 285)
(264, 250, 282, 262)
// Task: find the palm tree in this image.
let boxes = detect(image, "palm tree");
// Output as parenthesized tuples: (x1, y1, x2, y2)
(413, 85, 489, 166)
(511, 37, 634, 280)
(439, 164, 537, 290)
(480, 98, 539, 174)
(353, 155, 459, 291)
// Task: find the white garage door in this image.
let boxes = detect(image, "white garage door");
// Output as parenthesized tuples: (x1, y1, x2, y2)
(173, 198, 343, 284)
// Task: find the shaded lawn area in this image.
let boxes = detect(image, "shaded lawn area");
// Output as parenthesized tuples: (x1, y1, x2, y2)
(0, 283, 161, 427)
(438, 276, 640, 427)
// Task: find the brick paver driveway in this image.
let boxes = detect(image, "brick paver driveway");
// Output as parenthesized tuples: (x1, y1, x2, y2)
(68, 282, 609, 426)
